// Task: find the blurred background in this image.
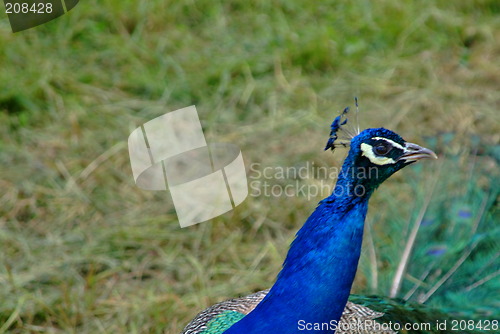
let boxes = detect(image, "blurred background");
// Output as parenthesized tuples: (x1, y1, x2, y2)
(0, 1, 498, 333)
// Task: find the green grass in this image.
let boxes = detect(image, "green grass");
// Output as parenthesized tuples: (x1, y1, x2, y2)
(0, 0, 499, 333)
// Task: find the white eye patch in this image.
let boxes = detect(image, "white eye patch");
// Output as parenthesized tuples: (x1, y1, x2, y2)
(360, 143, 397, 165)
(371, 137, 404, 150)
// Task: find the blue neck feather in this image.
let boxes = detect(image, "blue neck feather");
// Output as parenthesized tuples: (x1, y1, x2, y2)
(225, 153, 374, 334)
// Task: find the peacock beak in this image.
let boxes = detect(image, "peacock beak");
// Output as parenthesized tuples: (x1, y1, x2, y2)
(399, 142, 438, 162)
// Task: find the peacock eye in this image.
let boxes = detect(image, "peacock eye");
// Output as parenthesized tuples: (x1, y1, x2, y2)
(374, 144, 391, 156)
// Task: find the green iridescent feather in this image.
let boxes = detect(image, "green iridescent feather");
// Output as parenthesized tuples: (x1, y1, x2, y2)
(199, 311, 245, 334)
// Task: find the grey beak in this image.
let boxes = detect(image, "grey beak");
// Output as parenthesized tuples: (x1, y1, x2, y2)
(400, 142, 438, 162)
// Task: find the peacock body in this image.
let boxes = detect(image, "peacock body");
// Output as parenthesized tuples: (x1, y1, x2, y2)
(183, 290, 396, 334)
(182, 110, 439, 334)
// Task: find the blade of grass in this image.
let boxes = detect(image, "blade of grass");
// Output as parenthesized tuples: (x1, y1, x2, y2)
(389, 161, 442, 298)
(365, 219, 379, 293)
(418, 193, 490, 303)
(418, 240, 479, 303)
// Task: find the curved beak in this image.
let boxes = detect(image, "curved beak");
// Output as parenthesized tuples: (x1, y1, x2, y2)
(399, 142, 438, 162)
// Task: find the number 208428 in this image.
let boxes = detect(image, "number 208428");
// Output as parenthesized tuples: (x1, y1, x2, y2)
(5, 2, 53, 14)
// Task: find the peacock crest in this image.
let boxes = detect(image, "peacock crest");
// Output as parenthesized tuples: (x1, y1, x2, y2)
(325, 97, 361, 152)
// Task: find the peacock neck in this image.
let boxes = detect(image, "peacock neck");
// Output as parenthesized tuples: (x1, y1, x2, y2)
(225, 163, 373, 334)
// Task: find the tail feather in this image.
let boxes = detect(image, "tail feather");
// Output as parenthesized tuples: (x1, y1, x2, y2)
(349, 295, 486, 334)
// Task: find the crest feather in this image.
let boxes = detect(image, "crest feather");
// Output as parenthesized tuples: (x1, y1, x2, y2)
(324, 98, 361, 152)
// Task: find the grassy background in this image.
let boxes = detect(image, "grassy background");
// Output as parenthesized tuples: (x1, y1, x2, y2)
(0, 0, 499, 333)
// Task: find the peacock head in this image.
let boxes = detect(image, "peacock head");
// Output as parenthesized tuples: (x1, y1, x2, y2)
(326, 106, 437, 196)
(349, 128, 437, 187)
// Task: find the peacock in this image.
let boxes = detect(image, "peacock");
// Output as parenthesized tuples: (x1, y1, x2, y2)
(182, 105, 440, 334)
